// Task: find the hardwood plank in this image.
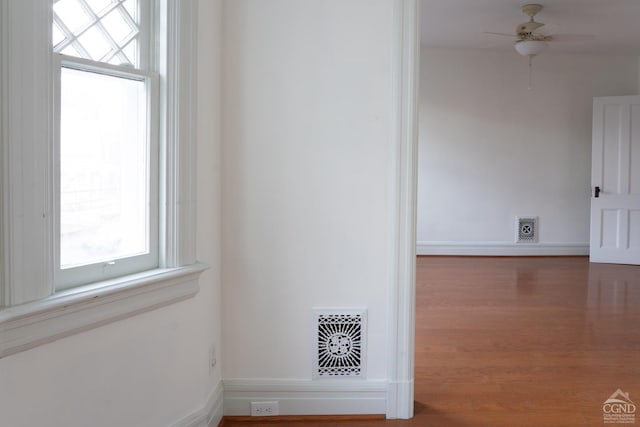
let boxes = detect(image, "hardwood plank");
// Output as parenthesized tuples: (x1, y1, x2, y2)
(223, 415, 385, 424)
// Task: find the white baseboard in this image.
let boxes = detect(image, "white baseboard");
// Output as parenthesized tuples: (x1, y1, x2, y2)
(171, 380, 224, 427)
(222, 379, 387, 416)
(206, 381, 224, 427)
(416, 241, 589, 256)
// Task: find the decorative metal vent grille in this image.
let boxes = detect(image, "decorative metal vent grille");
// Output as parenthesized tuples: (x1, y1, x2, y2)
(516, 216, 538, 243)
(313, 309, 366, 378)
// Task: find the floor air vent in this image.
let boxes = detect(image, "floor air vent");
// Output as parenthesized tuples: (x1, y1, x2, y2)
(313, 309, 366, 379)
(516, 216, 538, 243)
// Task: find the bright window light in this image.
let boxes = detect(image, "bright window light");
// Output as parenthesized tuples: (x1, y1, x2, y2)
(59, 67, 149, 269)
(53, 0, 92, 33)
(53, 0, 140, 67)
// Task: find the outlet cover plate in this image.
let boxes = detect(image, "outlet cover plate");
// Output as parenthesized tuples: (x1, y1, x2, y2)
(250, 401, 279, 416)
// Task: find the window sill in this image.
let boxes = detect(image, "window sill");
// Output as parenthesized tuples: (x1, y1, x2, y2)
(0, 263, 207, 359)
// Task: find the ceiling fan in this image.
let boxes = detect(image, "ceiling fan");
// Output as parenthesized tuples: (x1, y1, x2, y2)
(484, 4, 593, 88)
(485, 3, 593, 58)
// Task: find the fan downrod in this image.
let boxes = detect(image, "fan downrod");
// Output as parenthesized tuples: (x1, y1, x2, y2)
(522, 4, 543, 19)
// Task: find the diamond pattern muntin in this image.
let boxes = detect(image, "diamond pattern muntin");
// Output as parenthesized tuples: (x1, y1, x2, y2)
(53, 0, 140, 67)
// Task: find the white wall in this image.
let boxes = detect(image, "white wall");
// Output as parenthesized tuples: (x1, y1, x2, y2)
(0, 2, 223, 426)
(221, 0, 396, 414)
(417, 48, 639, 255)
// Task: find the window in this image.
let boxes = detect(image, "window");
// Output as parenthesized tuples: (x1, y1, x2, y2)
(0, 0, 204, 358)
(53, 0, 158, 289)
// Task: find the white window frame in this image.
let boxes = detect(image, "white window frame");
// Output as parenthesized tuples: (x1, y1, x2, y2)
(54, 56, 161, 290)
(54, 0, 159, 290)
(0, 0, 205, 358)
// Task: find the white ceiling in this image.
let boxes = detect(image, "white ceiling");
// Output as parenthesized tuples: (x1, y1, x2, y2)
(421, 0, 640, 55)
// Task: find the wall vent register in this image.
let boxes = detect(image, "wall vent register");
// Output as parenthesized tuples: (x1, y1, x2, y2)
(313, 309, 367, 378)
(516, 216, 538, 243)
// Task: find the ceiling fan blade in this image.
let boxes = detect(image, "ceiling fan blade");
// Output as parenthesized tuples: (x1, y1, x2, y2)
(548, 34, 596, 42)
(534, 23, 557, 36)
(483, 32, 517, 38)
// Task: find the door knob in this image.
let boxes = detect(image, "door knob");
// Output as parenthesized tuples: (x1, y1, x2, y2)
(595, 186, 600, 198)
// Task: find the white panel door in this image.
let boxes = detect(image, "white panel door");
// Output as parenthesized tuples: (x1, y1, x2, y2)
(590, 96, 640, 265)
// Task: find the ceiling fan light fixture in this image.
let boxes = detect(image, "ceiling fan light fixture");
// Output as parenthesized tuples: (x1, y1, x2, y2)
(514, 39, 548, 56)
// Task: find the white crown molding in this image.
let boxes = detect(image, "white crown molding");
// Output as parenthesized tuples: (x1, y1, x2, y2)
(170, 380, 224, 427)
(222, 379, 387, 416)
(417, 241, 589, 256)
(387, 0, 420, 420)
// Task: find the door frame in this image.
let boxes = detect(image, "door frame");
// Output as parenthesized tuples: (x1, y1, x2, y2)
(387, 0, 420, 419)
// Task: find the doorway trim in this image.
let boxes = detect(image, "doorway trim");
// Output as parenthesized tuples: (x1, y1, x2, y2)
(387, 0, 419, 419)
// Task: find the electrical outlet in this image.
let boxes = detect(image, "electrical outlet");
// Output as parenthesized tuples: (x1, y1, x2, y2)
(250, 401, 279, 416)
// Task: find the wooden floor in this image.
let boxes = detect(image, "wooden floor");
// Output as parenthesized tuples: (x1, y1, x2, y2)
(224, 256, 640, 427)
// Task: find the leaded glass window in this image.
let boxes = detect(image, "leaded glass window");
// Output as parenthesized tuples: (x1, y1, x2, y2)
(53, 0, 141, 67)
(52, 0, 158, 289)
